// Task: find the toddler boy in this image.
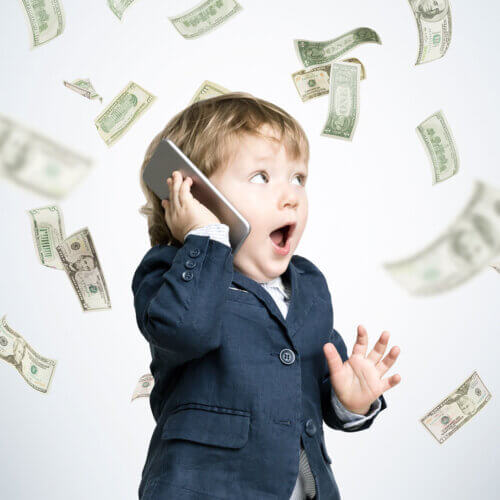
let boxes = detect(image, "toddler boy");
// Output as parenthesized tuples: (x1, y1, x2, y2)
(132, 92, 401, 499)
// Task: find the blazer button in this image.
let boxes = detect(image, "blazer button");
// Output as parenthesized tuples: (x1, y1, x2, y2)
(279, 348, 295, 365)
(189, 248, 200, 258)
(182, 270, 194, 281)
(305, 419, 317, 436)
(184, 259, 196, 269)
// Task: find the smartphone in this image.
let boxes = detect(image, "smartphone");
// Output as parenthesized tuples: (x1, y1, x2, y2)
(142, 139, 251, 255)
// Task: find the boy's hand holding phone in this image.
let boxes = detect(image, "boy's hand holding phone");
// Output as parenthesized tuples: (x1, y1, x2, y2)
(162, 170, 221, 242)
(323, 325, 401, 415)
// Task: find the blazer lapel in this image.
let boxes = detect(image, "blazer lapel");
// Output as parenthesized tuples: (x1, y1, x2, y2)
(230, 258, 314, 339)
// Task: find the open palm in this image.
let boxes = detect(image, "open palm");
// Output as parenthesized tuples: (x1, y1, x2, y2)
(323, 325, 402, 415)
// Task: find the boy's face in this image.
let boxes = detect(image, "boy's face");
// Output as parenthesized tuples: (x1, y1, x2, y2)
(208, 124, 308, 283)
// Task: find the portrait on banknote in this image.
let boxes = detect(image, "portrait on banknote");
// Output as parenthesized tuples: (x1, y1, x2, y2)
(411, 0, 449, 21)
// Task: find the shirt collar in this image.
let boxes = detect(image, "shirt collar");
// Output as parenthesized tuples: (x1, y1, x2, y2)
(259, 275, 290, 300)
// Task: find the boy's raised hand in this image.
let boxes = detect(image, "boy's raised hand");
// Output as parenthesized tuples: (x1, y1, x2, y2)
(323, 325, 401, 415)
(162, 170, 221, 242)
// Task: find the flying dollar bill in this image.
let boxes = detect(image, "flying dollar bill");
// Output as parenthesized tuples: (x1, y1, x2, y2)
(292, 58, 366, 103)
(95, 81, 155, 146)
(491, 259, 500, 273)
(56, 228, 111, 311)
(408, 0, 452, 65)
(321, 61, 360, 141)
(27, 205, 66, 270)
(421, 371, 491, 444)
(0, 113, 92, 198)
(189, 80, 230, 104)
(342, 58, 366, 80)
(0, 316, 57, 393)
(384, 180, 500, 295)
(18, 0, 65, 48)
(63, 78, 102, 103)
(417, 110, 459, 184)
(294, 27, 381, 68)
(169, 0, 243, 39)
(107, 0, 138, 20)
(131, 373, 155, 401)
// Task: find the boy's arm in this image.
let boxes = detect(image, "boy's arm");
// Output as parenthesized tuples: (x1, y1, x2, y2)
(133, 224, 232, 365)
(320, 328, 387, 432)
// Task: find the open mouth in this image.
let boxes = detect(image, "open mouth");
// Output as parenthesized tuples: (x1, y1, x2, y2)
(269, 222, 296, 248)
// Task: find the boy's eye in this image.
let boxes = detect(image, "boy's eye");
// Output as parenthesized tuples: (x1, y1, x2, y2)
(250, 172, 268, 183)
(293, 174, 306, 186)
(250, 172, 307, 185)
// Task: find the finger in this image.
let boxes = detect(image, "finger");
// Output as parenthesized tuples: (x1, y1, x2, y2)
(367, 330, 390, 364)
(376, 345, 401, 377)
(161, 199, 171, 224)
(171, 170, 182, 208)
(323, 342, 344, 377)
(380, 373, 402, 393)
(179, 176, 193, 208)
(351, 325, 369, 357)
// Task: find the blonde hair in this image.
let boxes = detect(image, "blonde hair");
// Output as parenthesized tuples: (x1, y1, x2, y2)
(139, 91, 309, 247)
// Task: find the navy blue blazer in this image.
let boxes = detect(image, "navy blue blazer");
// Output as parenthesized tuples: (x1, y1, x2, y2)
(132, 234, 387, 500)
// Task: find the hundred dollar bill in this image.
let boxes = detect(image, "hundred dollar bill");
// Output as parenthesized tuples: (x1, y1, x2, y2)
(417, 110, 459, 184)
(95, 81, 155, 146)
(294, 28, 381, 68)
(56, 228, 111, 311)
(189, 80, 230, 104)
(292, 57, 366, 103)
(321, 62, 360, 141)
(169, 0, 243, 39)
(0, 316, 57, 393)
(131, 373, 154, 401)
(0, 113, 92, 198)
(421, 371, 491, 444)
(19, 0, 65, 48)
(408, 0, 452, 65)
(384, 180, 500, 295)
(63, 78, 102, 103)
(107, 0, 138, 20)
(27, 205, 66, 270)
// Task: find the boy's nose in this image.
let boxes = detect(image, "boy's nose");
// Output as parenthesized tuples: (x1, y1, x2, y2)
(279, 190, 299, 209)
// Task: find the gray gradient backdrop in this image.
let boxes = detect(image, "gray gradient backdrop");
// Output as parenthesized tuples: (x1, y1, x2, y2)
(0, 1, 498, 499)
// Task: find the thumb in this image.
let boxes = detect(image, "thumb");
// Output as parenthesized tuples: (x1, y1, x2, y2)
(323, 342, 344, 378)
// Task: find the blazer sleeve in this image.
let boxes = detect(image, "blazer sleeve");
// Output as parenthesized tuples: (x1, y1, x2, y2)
(132, 234, 234, 365)
(320, 327, 387, 432)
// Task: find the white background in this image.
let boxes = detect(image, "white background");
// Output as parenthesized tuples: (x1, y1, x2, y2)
(0, 1, 499, 499)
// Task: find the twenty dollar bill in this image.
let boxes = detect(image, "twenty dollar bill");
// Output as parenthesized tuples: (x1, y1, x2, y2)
(421, 371, 491, 444)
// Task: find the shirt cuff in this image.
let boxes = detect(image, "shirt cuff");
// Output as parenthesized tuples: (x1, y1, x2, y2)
(184, 223, 231, 248)
(330, 386, 383, 429)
